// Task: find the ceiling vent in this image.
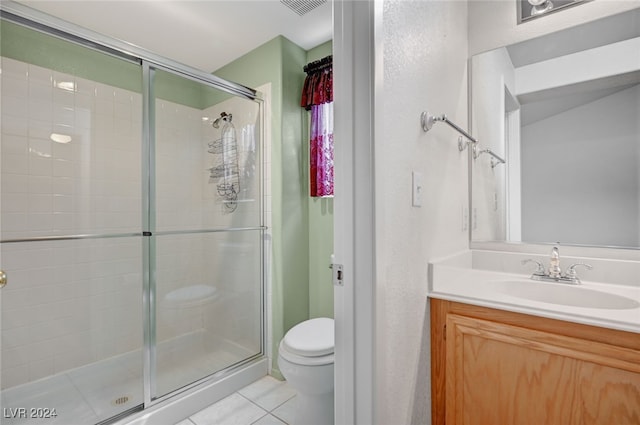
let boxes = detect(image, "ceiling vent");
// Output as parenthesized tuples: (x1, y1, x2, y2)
(280, 0, 327, 16)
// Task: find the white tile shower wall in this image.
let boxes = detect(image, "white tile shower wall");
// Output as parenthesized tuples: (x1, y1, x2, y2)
(202, 100, 261, 228)
(0, 238, 143, 389)
(1, 57, 143, 389)
(197, 96, 264, 354)
(1, 58, 142, 241)
(155, 99, 205, 232)
(154, 98, 209, 344)
(154, 92, 264, 352)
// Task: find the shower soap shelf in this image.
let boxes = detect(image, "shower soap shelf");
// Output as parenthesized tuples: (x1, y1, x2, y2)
(208, 112, 240, 212)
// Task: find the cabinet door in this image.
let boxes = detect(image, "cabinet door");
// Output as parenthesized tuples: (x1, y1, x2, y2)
(445, 314, 640, 425)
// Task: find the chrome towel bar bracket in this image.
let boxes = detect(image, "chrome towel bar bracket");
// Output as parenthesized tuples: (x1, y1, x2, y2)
(473, 146, 506, 169)
(420, 111, 479, 144)
(420, 111, 506, 168)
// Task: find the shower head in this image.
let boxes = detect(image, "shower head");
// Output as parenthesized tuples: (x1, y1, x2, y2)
(212, 112, 232, 129)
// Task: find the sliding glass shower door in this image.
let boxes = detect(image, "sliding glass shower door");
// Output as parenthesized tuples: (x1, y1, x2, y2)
(0, 20, 145, 424)
(148, 67, 264, 400)
(1, 10, 265, 424)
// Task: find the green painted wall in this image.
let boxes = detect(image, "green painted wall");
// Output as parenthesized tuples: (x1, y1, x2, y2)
(206, 35, 332, 357)
(215, 37, 334, 377)
(305, 41, 334, 320)
(0, 20, 141, 93)
(0, 20, 204, 109)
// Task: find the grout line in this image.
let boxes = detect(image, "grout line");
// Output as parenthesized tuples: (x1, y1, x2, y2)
(237, 390, 270, 413)
(64, 371, 101, 421)
(270, 393, 295, 425)
(268, 393, 296, 413)
(248, 412, 271, 425)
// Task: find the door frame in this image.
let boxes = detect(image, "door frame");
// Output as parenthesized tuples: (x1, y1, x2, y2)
(333, 1, 377, 423)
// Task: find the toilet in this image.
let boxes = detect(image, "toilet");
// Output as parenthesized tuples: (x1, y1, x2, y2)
(278, 317, 335, 425)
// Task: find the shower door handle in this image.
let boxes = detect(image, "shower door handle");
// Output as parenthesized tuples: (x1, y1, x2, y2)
(0, 270, 6, 288)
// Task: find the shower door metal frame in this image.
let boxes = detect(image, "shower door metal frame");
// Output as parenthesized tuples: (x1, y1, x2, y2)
(0, 0, 268, 420)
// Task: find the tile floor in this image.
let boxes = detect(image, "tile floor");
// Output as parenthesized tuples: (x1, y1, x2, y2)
(173, 376, 296, 425)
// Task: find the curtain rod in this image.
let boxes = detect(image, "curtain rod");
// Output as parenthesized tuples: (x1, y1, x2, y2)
(304, 55, 332, 73)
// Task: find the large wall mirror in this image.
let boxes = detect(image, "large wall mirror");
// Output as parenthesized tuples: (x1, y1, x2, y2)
(470, 8, 640, 249)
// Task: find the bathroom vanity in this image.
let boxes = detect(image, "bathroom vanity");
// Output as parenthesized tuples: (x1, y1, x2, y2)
(428, 250, 640, 425)
(430, 299, 640, 425)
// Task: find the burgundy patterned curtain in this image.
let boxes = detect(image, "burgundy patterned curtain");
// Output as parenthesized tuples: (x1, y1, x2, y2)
(301, 56, 333, 197)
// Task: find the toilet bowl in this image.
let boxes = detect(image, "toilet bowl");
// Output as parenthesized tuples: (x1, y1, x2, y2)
(278, 317, 334, 425)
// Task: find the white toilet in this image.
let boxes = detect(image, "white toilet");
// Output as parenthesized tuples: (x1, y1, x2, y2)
(278, 317, 335, 425)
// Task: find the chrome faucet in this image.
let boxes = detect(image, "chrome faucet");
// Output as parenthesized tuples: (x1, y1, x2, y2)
(522, 246, 593, 285)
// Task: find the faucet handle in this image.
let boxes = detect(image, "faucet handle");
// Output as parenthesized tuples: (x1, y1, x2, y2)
(522, 259, 545, 275)
(565, 263, 593, 281)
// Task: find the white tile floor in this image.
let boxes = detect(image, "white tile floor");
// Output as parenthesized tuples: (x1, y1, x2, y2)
(174, 376, 296, 425)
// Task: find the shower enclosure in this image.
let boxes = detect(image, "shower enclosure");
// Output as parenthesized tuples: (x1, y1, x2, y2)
(0, 5, 266, 424)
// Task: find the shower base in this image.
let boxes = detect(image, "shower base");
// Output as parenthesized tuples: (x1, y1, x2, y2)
(1, 331, 265, 425)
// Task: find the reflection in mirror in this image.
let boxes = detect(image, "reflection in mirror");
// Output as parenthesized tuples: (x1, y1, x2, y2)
(518, 0, 590, 23)
(470, 8, 640, 249)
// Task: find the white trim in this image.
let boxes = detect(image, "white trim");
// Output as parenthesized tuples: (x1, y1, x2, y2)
(333, 1, 376, 424)
(505, 98, 522, 242)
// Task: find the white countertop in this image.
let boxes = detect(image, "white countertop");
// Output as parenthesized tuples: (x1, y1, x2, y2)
(428, 254, 640, 334)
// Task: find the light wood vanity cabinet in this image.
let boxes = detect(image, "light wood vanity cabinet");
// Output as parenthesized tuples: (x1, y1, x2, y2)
(430, 299, 640, 425)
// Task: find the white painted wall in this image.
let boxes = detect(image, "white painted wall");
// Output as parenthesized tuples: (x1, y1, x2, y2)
(515, 37, 640, 96)
(376, 1, 469, 423)
(521, 84, 640, 247)
(374, 2, 640, 423)
(468, 0, 640, 56)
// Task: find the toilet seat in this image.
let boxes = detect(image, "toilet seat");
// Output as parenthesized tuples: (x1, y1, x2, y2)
(279, 317, 335, 366)
(279, 341, 335, 366)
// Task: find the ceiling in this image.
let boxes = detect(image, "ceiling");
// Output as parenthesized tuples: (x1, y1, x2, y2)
(13, 0, 333, 73)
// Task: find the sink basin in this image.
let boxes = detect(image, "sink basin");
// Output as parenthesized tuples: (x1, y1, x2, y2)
(488, 280, 640, 310)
